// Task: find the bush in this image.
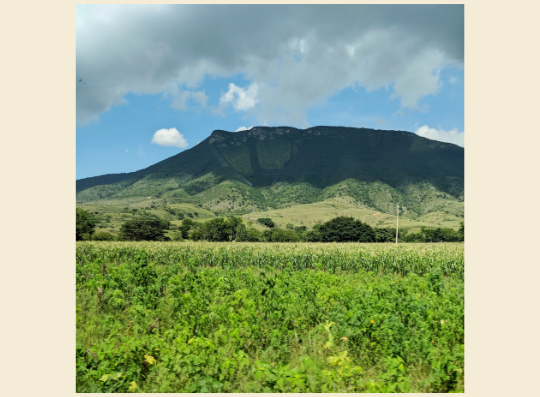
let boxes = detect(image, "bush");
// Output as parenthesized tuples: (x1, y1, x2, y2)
(92, 231, 116, 241)
(258, 218, 275, 228)
(270, 228, 301, 242)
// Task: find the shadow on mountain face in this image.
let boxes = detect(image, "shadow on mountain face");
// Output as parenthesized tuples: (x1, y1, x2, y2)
(76, 126, 464, 201)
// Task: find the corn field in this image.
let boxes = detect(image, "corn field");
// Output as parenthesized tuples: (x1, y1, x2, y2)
(77, 242, 464, 277)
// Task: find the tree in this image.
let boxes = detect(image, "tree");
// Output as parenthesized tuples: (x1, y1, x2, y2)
(257, 218, 275, 228)
(191, 217, 247, 241)
(236, 227, 261, 242)
(401, 226, 461, 243)
(119, 217, 170, 241)
(76, 208, 97, 240)
(305, 230, 320, 242)
(179, 219, 195, 239)
(318, 216, 375, 242)
(459, 222, 464, 241)
(374, 227, 396, 243)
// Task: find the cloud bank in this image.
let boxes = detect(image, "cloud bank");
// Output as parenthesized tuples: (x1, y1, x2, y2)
(77, 4, 463, 126)
(151, 128, 189, 148)
(415, 125, 464, 147)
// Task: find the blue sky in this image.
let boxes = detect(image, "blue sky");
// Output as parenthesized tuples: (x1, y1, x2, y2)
(77, 4, 464, 180)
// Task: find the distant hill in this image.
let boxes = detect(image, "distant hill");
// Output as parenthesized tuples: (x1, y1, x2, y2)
(76, 126, 464, 224)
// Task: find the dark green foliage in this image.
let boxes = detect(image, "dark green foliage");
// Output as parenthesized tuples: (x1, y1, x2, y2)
(270, 228, 301, 242)
(192, 217, 246, 242)
(374, 227, 397, 243)
(76, 208, 97, 241)
(236, 227, 262, 242)
(261, 229, 274, 242)
(178, 219, 195, 239)
(459, 222, 464, 240)
(258, 218, 275, 228)
(317, 216, 375, 242)
(305, 230, 320, 242)
(401, 227, 462, 242)
(305, 223, 322, 242)
(119, 217, 170, 241)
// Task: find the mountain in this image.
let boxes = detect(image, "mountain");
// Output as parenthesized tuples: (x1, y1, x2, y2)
(76, 126, 464, 225)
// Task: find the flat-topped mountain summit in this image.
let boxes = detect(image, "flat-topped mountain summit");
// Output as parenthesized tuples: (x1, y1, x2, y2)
(76, 126, 463, 221)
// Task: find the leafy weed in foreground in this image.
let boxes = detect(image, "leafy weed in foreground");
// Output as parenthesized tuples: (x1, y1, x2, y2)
(76, 242, 464, 392)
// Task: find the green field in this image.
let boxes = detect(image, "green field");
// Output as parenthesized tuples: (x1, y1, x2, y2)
(76, 242, 464, 392)
(77, 193, 463, 237)
(241, 199, 463, 233)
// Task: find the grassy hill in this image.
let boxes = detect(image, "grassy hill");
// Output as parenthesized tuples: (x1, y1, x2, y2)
(77, 126, 464, 232)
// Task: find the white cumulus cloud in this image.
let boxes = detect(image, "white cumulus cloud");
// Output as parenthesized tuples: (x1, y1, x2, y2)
(235, 126, 253, 132)
(219, 83, 259, 111)
(415, 125, 464, 147)
(151, 128, 189, 148)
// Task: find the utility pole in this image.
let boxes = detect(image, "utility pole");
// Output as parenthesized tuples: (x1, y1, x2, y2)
(396, 203, 400, 245)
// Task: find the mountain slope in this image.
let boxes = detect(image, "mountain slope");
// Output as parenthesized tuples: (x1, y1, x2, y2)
(76, 126, 464, 220)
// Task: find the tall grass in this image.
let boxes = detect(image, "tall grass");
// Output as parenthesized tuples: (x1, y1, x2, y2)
(77, 242, 464, 277)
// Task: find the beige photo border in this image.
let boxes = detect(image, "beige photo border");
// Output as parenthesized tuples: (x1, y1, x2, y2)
(3, 1, 539, 395)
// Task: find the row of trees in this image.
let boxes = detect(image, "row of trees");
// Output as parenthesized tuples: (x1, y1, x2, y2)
(77, 209, 464, 243)
(400, 223, 464, 242)
(76, 209, 171, 241)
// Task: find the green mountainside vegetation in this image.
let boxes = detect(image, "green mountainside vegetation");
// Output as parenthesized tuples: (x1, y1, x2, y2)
(77, 126, 463, 237)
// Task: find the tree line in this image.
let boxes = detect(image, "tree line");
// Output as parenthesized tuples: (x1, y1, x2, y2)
(77, 208, 463, 243)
